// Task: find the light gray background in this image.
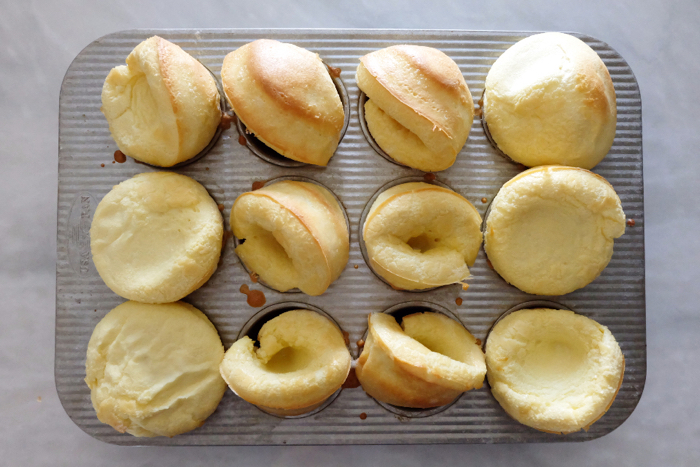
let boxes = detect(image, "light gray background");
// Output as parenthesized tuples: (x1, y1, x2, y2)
(1, 0, 698, 465)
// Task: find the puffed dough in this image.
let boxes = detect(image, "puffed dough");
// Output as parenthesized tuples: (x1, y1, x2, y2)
(90, 172, 223, 303)
(485, 308, 624, 434)
(219, 310, 352, 415)
(85, 301, 226, 437)
(231, 180, 349, 296)
(101, 36, 221, 167)
(356, 312, 486, 408)
(221, 39, 344, 166)
(484, 32, 617, 169)
(363, 182, 482, 290)
(357, 45, 474, 171)
(484, 166, 625, 295)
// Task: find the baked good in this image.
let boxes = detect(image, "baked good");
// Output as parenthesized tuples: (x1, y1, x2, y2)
(231, 180, 349, 296)
(101, 36, 221, 167)
(483, 32, 616, 169)
(356, 312, 486, 408)
(85, 301, 226, 437)
(484, 166, 626, 295)
(219, 309, 351, 416)
(485, 308, 624, 434)
(221, 39, 344, 166)
(356, 45, 473, 171)
(362, 182, 482, 290)
(90, 172, 223, 303)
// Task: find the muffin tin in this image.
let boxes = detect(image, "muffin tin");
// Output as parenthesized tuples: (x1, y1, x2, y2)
(56, 29, 645, 445)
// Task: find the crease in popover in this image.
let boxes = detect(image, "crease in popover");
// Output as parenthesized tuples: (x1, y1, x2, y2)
(357, 45, 474, 171)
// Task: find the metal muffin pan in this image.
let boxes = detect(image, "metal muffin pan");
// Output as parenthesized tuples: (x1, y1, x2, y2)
(56, 29, 645, 445)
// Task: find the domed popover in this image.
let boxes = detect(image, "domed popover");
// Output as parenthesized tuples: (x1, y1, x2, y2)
(484, 166, 626, 295)
(101, 36, 221, 167)
(356, 312, 486, 408)
(219, 309, 352, 416)
(485, 308, 624, 434)
(221, 39, 344, 166)
(231, 180, 349, 296)
(357, 45, 473, 171)
(363, 182, 482, 290)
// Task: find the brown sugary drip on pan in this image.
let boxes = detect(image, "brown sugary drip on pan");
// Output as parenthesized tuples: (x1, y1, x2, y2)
(100, 163, 105, 167)
(627, 218, 636, 227)
(423, 172, 436, 182)
(114, 150, 126, 163)
(475, 339, 482, 346)
(354, 264, 359, 269)
(239, 284, 266, 307)
(249, 272, 259, 283)
(486, 258, 493, 269)
(217, 204, 225, 212)
(474, 107, 483, 117)
(252, 180, 266, 191)
(455, 297, 463, 306)
(341, 368, 361, 389)
(328, 65, 342, 78)
(238, 135, 247, 146)
(342, 331, 350, 346)
(219, 113, 235, 130)
(481, 197, 488, 204)
(356, 338, 365, 348)
(359, 413, 367, 420)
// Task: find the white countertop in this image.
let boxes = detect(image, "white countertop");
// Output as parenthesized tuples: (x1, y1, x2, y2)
(1, 0, 698, 465)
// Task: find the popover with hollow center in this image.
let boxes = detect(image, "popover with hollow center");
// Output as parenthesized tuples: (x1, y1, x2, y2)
(485, 308, 624, 434)
(363, 182, 482, 290)
(221, 39, 345, 166)
(85, 301, 226, 437)
(357, 45, 474, 171)
(90, 172, 223, 303)
(483, 32, 617, 169)
(219, 309, 352, 416)
(356, 312, 486, 408)
(231, 180, 349, 296)
(484, 166, 626, 295)
(101, 36, 222, 167)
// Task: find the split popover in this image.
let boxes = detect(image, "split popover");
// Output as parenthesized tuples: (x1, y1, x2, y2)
(356, 312, 486, 408)
(484, 166, 626, 295)
(85, 301, 226, 437)
(363, 182, 482, 290)
(101, 36, 222, 167)
(90, 172, 223, 303)
(357, 45, 474, 171)
(483, 32, 617, 169)
(221, 39, 345, 166)
(485, 308, 624, 434)
(231, 180, 349, 296)
(220, 309, 352, 416)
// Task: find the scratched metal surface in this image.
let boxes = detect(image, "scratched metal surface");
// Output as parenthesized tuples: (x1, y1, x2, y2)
(55, 29, 645, 445)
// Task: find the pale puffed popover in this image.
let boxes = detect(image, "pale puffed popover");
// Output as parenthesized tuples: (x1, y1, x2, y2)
(484, 166, 626, 295)
(356, 312, 486, 408)
(101, 36, 222, 167)
(219, 309, 352, 416)
(85, 301, 226, 437)
(363, 182, 482, 290)
(90, 172, 223, 303)
(483, 32, 617, 169)
(485, 308, 624, 434)
(231, 180, 349, 296)
(221, 39, 344, 166)
(357, 45, 474, 172)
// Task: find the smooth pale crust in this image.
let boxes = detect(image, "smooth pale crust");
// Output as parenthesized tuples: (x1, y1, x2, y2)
(356, 312, 486, 408)
(84, 301, 226, 437)
(219, 310, 352, 412)
(357, 45, 474, 171)
(484, 166, 626, 295)
(231, 180, 349, 296)
(485, 308, 625, 434)
(101, 36, 221, 167)
(484, 32, 617, 169)
(221, 39, 344, 166)
(90, 172, 224, 303)
(363, 182, 482, 290)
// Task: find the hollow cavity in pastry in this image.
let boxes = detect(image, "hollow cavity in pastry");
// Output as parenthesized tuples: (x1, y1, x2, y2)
(221, 39, 344, 166)
(485, 308, 624, 434)
(357, 45, 474, 171)
(363, 182, 482, 290)
(85, 301, 226, 437)
(101, 36, 222, 167)
(484, 166, 626, 295)
(219, 309, 352, 415)
(90, 172, 223, 303)
(356, 312, 486, 408)
(483, 32, 617, 169)
(231, 180, 349, 296)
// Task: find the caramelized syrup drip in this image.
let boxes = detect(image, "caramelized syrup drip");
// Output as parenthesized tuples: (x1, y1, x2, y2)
(475, 339, 482, 346)
(342, 330, 350, 346)
(461, 283, 470, 291)
(359, 413, 367, 420)
(239, 284, 266, 307)
(342, 368, 361, 389)
(100, 163, 105, 167)
(238, 135, 247, 146)
(249, 272, 259, 283)
(481, 197, 488, 204)
(627, 218, 636, 227)
(217, 204, 225, 211)
(328, 65, 342, 78)
(486, 258, 493, 269)
(354, 264, 359, 269)
(220, 113, 235, 130)
(424, 172, 436, 182)
(455, 297, 463, 306)
(252, 180, 266, 191)
(114, 150, 126, 163)
(356, 339, 365, 348)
